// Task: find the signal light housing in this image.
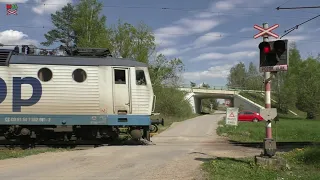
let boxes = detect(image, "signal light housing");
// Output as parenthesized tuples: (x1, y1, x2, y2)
(258, 39, 289, 72)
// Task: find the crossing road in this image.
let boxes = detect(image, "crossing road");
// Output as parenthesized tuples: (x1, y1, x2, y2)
(0, 111, 260, 180)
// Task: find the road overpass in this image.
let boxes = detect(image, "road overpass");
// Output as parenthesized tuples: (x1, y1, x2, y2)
(179, 86, 265, 114)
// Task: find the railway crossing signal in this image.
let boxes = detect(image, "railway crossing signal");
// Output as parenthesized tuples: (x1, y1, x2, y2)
(254, 24, 279, 39)
(258, 39, 289, 72)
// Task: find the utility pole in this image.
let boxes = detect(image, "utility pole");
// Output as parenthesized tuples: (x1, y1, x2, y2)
(262, 23, 273, 140)
(255, 22, 286, 157)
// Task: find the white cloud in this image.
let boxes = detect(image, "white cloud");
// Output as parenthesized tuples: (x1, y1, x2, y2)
(155, 26, 185, 35)
(223, 39, 260, 50)
(32, 0, 72, 15)
(157, 48, 179, 57)
(0, 30, 38, 46)
(154, 13, 222, 49)
(160, 32, 226, 56)
(284, 35, 309, 42)
(0, 0, 28, 3)
(210, 0, 277, 12)
(192, 51, 258, 62)
(183, 63, 236, 81)
(154, 19, 220, 39)
(154, 26, 185, 47)
(193, 32, 225, 47)
(214, 1, 236, 11)
(154, 34, 178, 47)
(176, 19, 220, 34)
(194, 12, 219, 18)
(239, 27, 254, 33)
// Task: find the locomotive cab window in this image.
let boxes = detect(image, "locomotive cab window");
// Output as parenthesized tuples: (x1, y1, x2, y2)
(114, 69, 126, 84)
(38, 68, 53, 82)
(136, 70, 147, 85)
(72, 69, 87, 83)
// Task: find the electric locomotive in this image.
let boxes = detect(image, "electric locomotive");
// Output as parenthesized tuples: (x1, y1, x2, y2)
(0, 45, 158, 144)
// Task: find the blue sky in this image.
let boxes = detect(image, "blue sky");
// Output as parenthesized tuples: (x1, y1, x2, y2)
(1, 0, 320, 87)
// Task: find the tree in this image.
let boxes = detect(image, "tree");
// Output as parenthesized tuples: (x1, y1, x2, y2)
(190, 82, 196, 87)
(296, 58, 320, 118)
(202, 98, 219, 111)
(149, 54, 192, 117)
(275, 42, 302, 111)
(109, 20, 156, 63)
(246, 62, 262, 90)
(201, 83, 210, 88)
(149, 54, 184, 87)
(227, 62, 247, 89)
(41, 3, 75, 48)
(72, 0, 111, 49)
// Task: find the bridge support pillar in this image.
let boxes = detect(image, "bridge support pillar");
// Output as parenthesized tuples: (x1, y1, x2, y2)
(194, 97, 201, 114)
(184, 93, 202, 114)
(185, 93, 196, 114)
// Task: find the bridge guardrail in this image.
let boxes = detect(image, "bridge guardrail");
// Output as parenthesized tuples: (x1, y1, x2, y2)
(178, 85, 270, 92)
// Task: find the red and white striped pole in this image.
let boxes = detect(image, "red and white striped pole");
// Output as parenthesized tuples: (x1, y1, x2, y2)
(263, 23, 272, 139)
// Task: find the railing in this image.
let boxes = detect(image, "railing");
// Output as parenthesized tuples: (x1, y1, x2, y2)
(178, 84, 269, 92)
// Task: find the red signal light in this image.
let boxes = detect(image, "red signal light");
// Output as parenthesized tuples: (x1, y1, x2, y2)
(263, 47, 270, 54)
(259, 42, 271, 54)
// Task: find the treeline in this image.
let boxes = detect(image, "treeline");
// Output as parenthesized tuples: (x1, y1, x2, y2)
(227, 42, 320, 119)
(227, 62, 263, 90)
(41, 0, 193, 118)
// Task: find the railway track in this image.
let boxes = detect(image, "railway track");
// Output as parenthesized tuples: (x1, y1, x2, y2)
(228, 141, 320, 150)
(0, 137, 154, 150)
(0, 140, 108, 150)
(1, 135, 319, 150)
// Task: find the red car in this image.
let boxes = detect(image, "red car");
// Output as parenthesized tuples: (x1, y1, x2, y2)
(238, 110, 264, 122)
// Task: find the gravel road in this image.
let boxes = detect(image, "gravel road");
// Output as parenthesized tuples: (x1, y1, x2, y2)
(0, 111, 260, 180)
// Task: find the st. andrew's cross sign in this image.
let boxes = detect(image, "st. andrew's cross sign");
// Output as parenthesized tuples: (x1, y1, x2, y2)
(253, 24, 279, 39)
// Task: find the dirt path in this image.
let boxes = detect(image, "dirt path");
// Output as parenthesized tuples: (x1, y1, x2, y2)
(0, 112, 261, 180)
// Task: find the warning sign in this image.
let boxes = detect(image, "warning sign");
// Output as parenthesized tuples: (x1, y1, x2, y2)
(226, 108, 239, 126)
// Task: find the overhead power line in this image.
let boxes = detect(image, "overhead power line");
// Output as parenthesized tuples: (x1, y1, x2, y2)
(276, 0, 294, 9)
(280, 14, 320, 38)
(277, 5, 320, 10)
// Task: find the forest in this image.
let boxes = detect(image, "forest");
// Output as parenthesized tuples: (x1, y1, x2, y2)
(41, 0, 194, 120)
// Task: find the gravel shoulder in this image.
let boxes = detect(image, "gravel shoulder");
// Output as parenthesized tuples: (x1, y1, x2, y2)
(0, 112, 261, 180)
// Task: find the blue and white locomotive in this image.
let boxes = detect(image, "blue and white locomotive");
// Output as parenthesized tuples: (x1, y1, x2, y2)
(0, 46, 158, 143)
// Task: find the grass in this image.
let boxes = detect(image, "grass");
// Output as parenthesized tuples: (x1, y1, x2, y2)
(0, 148, 66, 160)
(202, 147, 320, 180)
(239, 91, 306, 118)
(217, 117, 320, 142)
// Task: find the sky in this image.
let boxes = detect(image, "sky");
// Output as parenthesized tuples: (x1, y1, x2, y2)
(1, 0, 320, 87)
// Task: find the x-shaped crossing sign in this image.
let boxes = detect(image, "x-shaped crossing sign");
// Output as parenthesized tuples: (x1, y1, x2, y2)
(253, 24, 279, 39)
